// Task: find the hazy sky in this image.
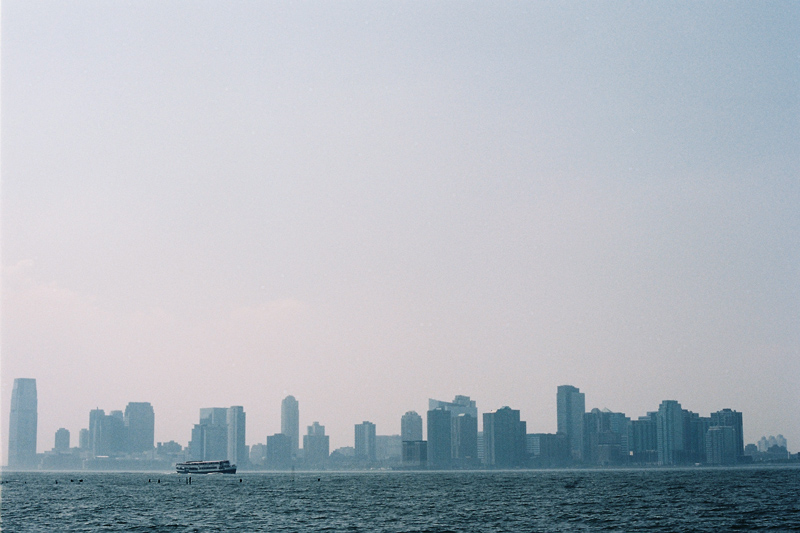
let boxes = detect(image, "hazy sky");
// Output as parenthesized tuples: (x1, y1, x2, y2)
(2, 1, 798, 459)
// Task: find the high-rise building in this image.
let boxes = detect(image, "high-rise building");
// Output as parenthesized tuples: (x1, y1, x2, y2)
(281, 396, 300, 456)
(227, 406, 247, 467)
(428, 396, 478, 419)
(452, 413, 478, 466)
(706, 425, 737, 465)
(354, 421, 376, 462)
(557, 385, 585, 462)
(303, 422, 330, 467)
(124, 402, 155, 454)
(656, 400, 685, 465)
(583, 408, 630, 465)
(189, 408, 228, 460)
(482, 407, 526, 468)
(710, 409, 744, 458)
(630, 413, 658, 464)
(79, 428, 89, 450)
(401, 411, 423, 442)
(266, 433, 292, 469)
(426, 408, 452, 469)
(54, 428, 70, 452)
(89, 408, 107, 457)
(8, 378, 38, 469)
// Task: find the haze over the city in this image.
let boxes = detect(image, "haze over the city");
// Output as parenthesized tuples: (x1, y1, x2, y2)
(2, 1, 798, 459)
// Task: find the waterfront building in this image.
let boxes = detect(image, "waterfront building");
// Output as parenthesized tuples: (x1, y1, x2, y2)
(557, 385, 585, 462)
(426, 408, 452, 469)
(710, 409, 744, 458)
(376, 435, 402, 462)
(189, 408, 228, 460)
(452, 413, 478, 467)
(401, 411, 423, 442)
(124, 402, 155, 454)
(8, 378, 38, 468)
(227, 406, 247, 467)
(428, 395, 478, 419)
(684, 411, 711, 464)
(281, 395, 300, 456)
(706, 425, 737, 465)
(266, 433, 292, 469)
(354, 421, 376, 462)
(482, 407, 526, 468)
(630, 413, 658, 464)
(303, 422, 330, 467)
(656, 400, 685, 465)
(54, 428, 70, 452)
(526, 433, 569, 467)
(402, 440, 427, 467)
(79, 428, 89, 450)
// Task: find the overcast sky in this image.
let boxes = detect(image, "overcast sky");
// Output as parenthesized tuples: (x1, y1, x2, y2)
(2, 1, 798, 459)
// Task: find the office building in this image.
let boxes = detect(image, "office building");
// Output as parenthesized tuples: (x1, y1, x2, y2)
(710, 409, 744, 458)
(79, 428, 89, 450)
(557, 385, 585, 462)
(266, 433, 292, 469)
(281, 395, 300, 456)
(402, 440, 427, 467)
(401, 411, 423, 442)
(303, 422, 330, 467)
(354, 421, 376, 462)
(8, 378, 38, 468)
(452, 413, 478, 466)
(428, 395, 478, 419)
(426, 408, 452, 468)
(54, 428, 70, 452)
(483, 407, 526, 468)
(706, 425, 737, 465)
(656, 400, 685, 465)
(124, 402, 155, 454)
(630, 413, 658, 464)
(227, 406, 247, 467)
(189, 408, 228, 461)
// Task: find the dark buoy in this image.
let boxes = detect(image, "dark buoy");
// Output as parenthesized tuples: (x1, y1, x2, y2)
(158, 479, 160, 483)
(239, 479, 242, 482)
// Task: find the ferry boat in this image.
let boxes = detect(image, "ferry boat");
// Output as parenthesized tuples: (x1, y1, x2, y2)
(176, 460, 237, 474)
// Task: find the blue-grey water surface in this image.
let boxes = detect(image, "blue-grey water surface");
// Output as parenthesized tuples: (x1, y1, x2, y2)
(2, 467, 798, 532)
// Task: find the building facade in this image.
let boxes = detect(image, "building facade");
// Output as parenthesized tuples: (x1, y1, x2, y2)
(354, 421, 376, 462)
(8, 378, 38, 468)
(281, 395, 300, 456)
(401, 411, 423, 442)
(557, 385, 585, 462)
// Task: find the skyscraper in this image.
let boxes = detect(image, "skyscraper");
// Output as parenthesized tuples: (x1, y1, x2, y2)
(303, 422, 330, 467)
(124, 402, 155, 454)
(426, 407, 452, 469)
(557, 385, 585, 462)
(8, 378, 38, 468)
(227, 406, 247, 467)
(54, 428, 70, 452)
(189, 408, 228, 460)
(428, 395, 478, 419)
(452, 413, 478, 466)
(281, 395, 300, 456)
(656, 400, 685, 465)
(482, 406, 527, 468)
(710, 408, 744, 459)
(401, 411, 423, 442)
(354, 421, 376, 462)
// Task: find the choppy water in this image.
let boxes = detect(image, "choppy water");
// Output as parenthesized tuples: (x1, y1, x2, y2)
(2, 467, 798, 532)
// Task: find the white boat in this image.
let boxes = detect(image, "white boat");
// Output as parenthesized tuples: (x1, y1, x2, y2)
(176, 460, 237, 474)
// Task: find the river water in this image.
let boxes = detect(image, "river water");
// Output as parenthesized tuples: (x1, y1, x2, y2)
(2, 467, 798, 531)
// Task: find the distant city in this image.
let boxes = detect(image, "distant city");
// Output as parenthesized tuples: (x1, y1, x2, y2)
(6, 378, 796, 471)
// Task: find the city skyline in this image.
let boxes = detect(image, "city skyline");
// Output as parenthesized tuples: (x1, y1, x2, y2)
(2, 2, 798, 462)
(4, 378, 792, 464)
